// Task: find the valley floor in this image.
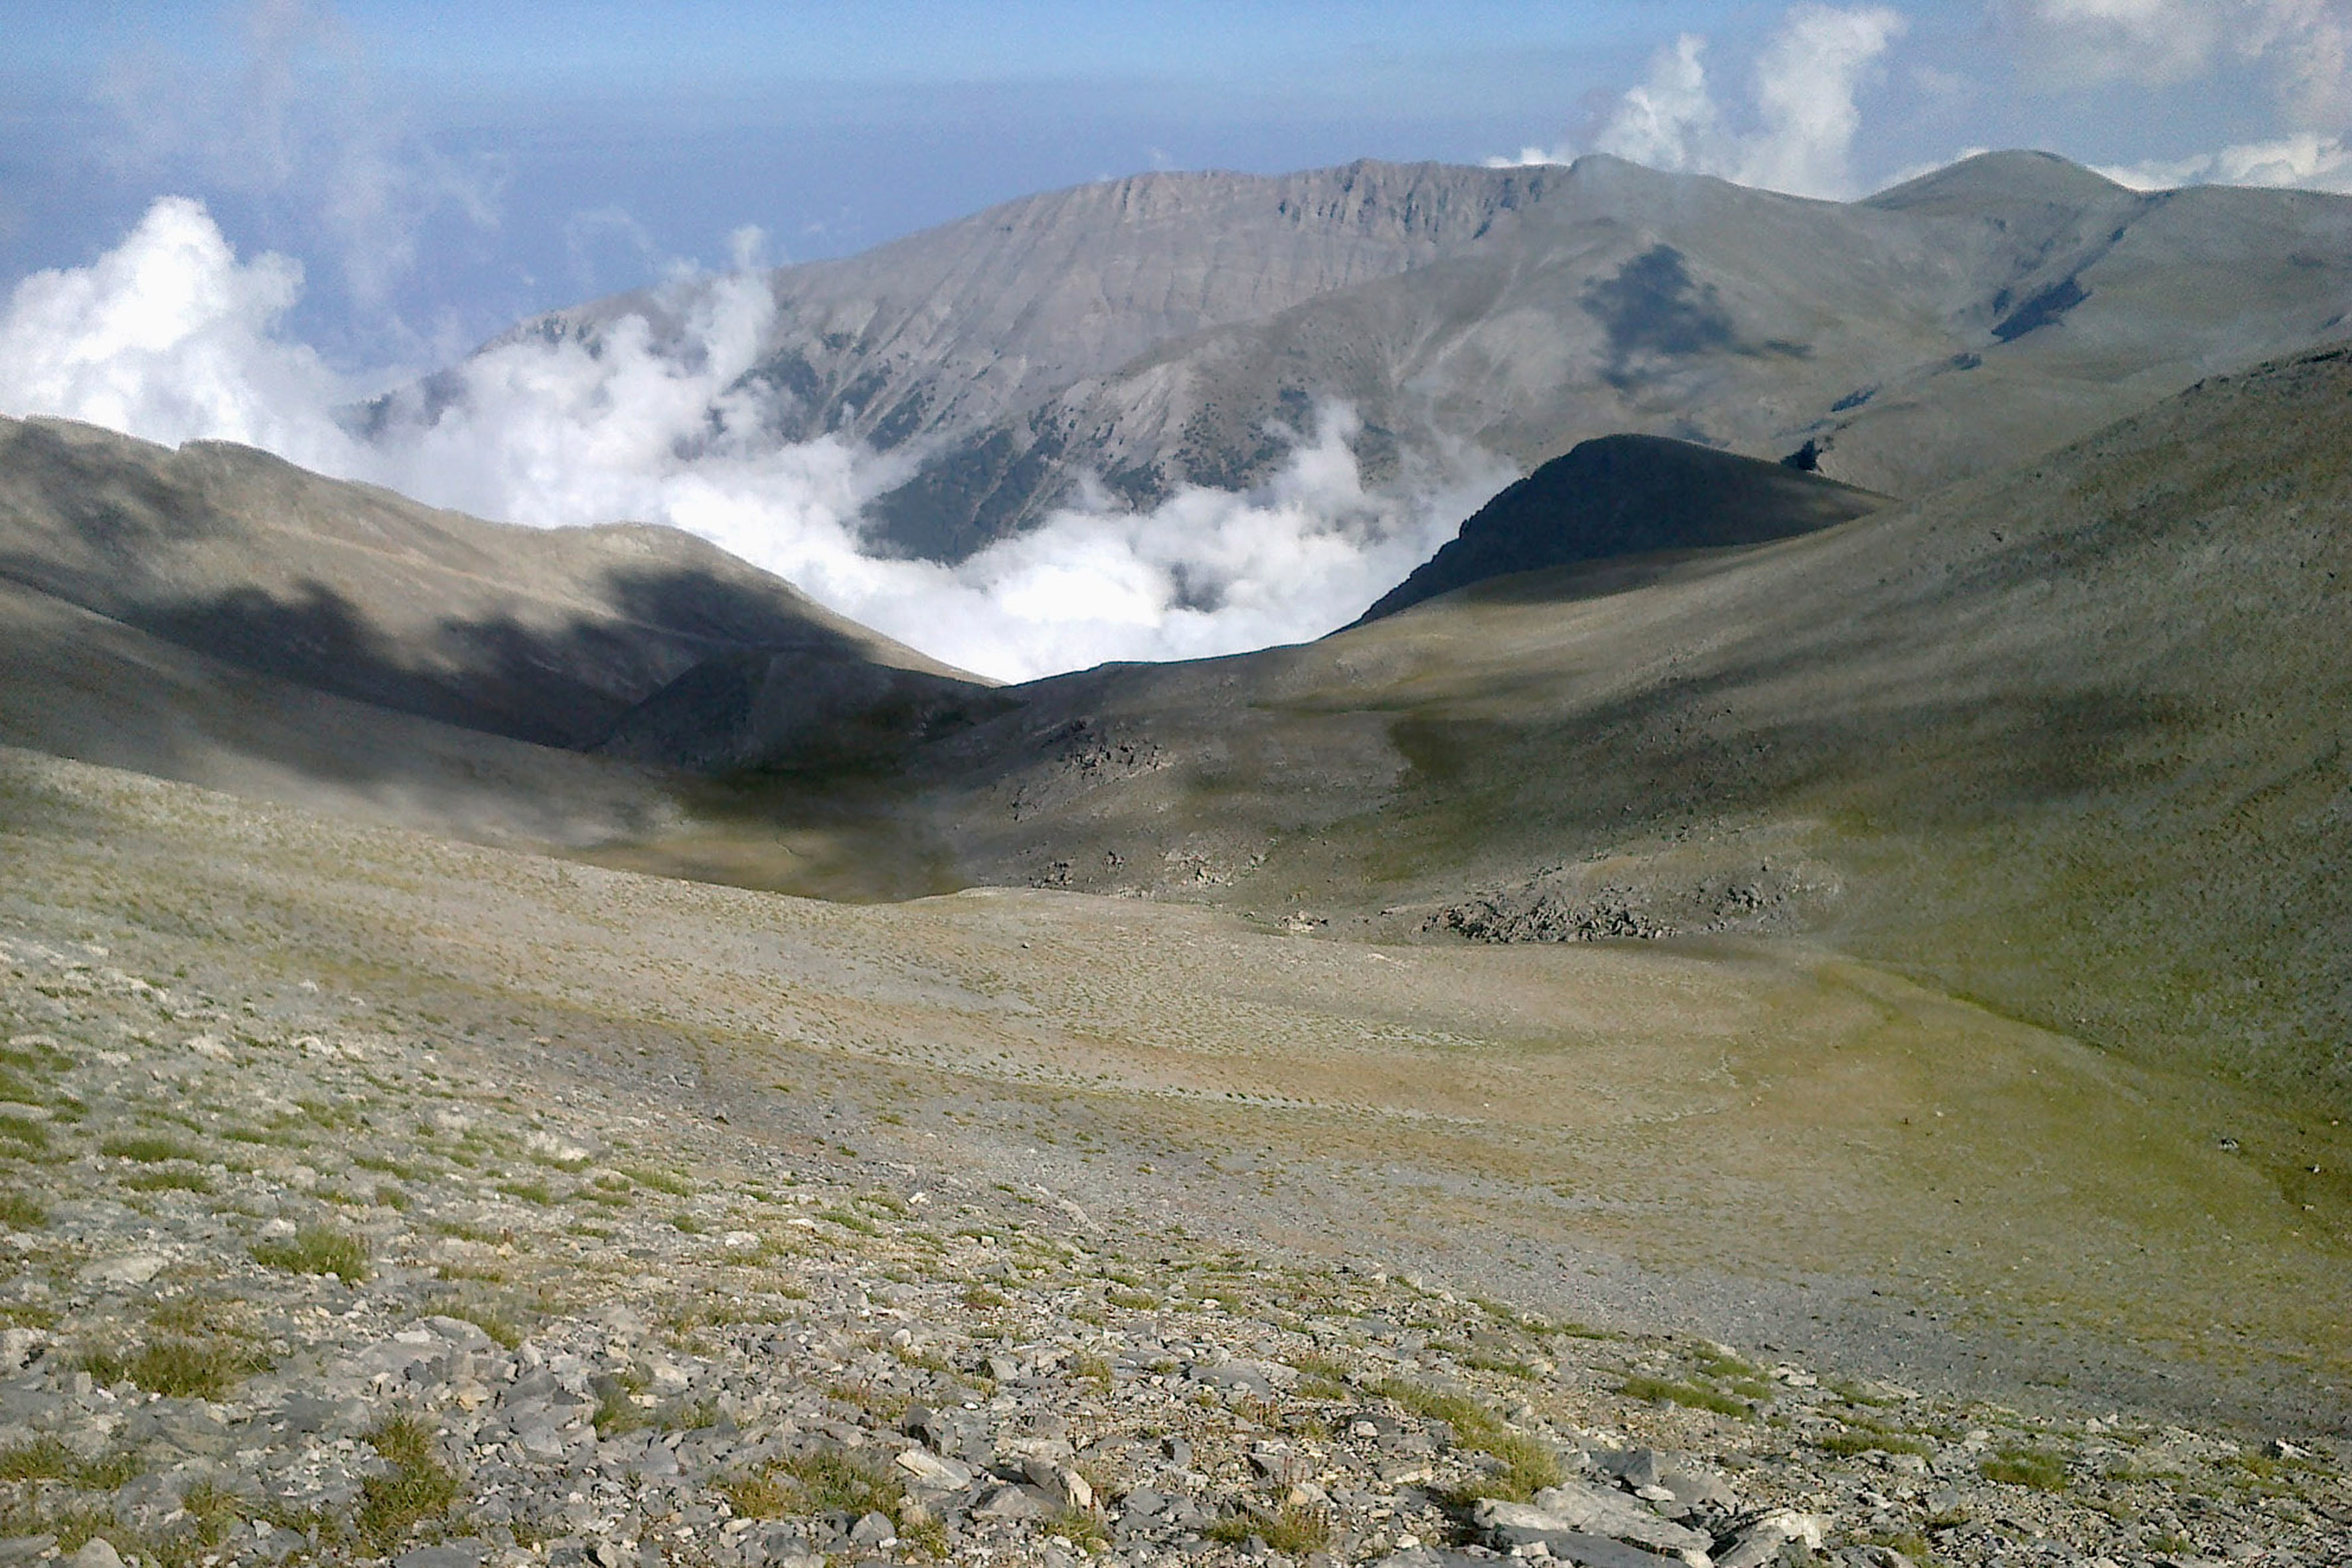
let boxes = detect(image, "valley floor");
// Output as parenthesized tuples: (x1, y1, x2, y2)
(1, 746, 2347, 1567)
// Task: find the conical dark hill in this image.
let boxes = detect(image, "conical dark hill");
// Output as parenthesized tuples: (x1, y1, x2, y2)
(1357, 433, 1888, 623)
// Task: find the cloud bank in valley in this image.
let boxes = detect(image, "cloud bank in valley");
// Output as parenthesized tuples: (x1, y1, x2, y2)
(0, 197, 1506, 684)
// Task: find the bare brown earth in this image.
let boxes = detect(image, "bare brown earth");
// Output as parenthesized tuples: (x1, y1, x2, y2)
(5, 748, 2345, 1436)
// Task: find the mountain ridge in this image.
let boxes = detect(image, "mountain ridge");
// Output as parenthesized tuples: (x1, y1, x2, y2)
(373, 150, 2352, 564)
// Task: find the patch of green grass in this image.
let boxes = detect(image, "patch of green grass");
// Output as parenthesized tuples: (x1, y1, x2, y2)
(1105, 1286, 1158, 1310)
(0, 1069, 41, 1104)
(1826, 1375, 1902, 1407)
(1287, 1350, 1355, 1385)
(717, 1469, 797, 1519)
(1373, 1377, 1563, 1500)
(0, 1189, 46, 1229)
(0, 1436, 75, 1481)
(722, 1449, 903, 1522)
(1618, 1373, 1749, 1417)
(496, 1178, 556, 1206)
(1865, 1529, 1936, 1560)
(357, 1414, 460, 1552)
(1981, 1447, 2069, 1491)
(0, 1113, 52, 1150)
(101, 1133, 204, 1163)
(71, 1449, 140, 1491)
(148, 1294, 241, 1336)
(1209, 1504, 1332, 1554)
(251, 1223, 370, 1284)
(960, 1283, 1008, 1308)
(123, 1167, 212, 1194)
(439, 1300, 524, 1348)
(1070, 1352, 1114, 1393)
(84, 1337, 267, 1399)
(1044, 1506, 1109, 1546)
(0, 1043, 70, 1073)
(618, 1164, 692, 1196)
(668, 1397, 720, 1431)
(1461, 1350, 1540, 1380)
(819, 1206, 880, 1235)
(1696, 1349, 1762, 1379)
(593, 1372, 651, 1438)
(1820, 1429, 1936, 1458)
(669, 1212, 706, 1234)
(428, 1219, 501, 1243)
(179, 1480, 246, 1545)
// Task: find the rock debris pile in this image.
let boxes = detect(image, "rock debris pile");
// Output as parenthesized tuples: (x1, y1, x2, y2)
(1, 933, 2346, 1568)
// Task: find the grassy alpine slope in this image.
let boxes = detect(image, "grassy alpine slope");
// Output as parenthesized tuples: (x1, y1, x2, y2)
(852, 343, 2352, 1113)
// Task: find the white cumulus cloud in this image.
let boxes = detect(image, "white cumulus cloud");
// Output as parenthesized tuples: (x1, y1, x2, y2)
(2094, 130, 2352, 192)
(1490, 3, 1908, 200)
(2006, 0, 2352, 127)
(0, 198, 1505, 684)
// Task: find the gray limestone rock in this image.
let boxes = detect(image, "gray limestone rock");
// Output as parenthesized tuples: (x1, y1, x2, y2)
(1476, 1482, 1713, 1555)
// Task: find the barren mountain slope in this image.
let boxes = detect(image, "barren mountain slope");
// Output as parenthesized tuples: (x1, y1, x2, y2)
(8, 745, 2351, 1443)
(0, 573, 684, 848)
(762, 342, 2352, 1105)
(945, 154, 2352, 542)
(433, 152, 2352, 560)
(0, 416, 977, 751)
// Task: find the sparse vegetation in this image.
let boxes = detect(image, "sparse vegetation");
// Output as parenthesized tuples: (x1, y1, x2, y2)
(1210, 1503, 1332, 1553)
(1982, 1447, 2069, 1491)
(100, 1133, 204, 1163)
(252, 1223, 370, 1283)
(123, 1166, 212, 1193)
(1617, 1372, 1749, 1417)
(1373, 1378, 1563, 1499)
(722, 1449, 903, 1523)
(357, 1414, 461, 1551)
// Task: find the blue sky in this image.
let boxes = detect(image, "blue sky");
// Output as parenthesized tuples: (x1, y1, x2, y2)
(7, 1, 2345, 367)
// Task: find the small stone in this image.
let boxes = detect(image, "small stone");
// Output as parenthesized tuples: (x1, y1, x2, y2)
(848, 1511, 895, 1546)
(66, 1539, 125, 1568)
(894, 1445, 974, 1490)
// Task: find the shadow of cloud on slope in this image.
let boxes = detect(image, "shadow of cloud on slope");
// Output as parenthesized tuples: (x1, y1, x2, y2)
(1581, 246, 1739, 388)
(0, 576, 686, 851)
(1, 557, 954, 757)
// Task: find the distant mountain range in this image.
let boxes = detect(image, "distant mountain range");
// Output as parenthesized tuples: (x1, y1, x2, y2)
(372, 151, 2352, 562)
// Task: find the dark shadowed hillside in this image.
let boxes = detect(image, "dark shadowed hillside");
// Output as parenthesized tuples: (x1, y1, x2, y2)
(1356, 433, 1888, 621)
